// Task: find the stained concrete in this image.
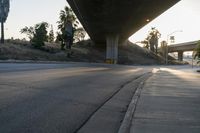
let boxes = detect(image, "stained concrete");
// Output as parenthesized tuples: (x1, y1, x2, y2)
(131, 67, 200, 133)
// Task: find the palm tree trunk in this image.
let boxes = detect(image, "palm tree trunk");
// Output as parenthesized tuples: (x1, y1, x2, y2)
(1, 21, 4, 44)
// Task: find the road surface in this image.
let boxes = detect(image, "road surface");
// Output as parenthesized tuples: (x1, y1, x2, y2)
(0, 63, 152, 133)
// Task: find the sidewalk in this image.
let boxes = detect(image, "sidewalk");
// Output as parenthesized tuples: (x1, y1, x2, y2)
(130, 68, 200, 133)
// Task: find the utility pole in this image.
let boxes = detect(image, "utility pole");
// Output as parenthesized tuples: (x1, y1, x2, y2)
(166, 30, 183, 64)
(0, 0, 10, 44)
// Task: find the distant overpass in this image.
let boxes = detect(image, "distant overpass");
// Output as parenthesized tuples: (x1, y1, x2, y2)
(168, 40, 199, 61)
(67, 0, 180, 63)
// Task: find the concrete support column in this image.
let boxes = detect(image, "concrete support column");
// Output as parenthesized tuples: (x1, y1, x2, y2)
(105, 34, 119, 64)
(1, 22, 4, 44)
(160, 41, 168, 64)
(178, 51, 183, 61)
(119, 39, 128, 46)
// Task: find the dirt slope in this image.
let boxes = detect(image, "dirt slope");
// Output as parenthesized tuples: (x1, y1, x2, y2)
(0, 40, 169, 65)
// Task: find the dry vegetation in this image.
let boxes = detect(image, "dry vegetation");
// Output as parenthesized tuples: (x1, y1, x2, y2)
(0, 39, 183, 65)
(0, 40, 105, 63)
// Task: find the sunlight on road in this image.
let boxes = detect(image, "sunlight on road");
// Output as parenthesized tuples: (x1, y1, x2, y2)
(0, 67, 110, 82)
(160, 67, 200, 80)
(152, 68, 160, 73)
(144, 67, 200, 98)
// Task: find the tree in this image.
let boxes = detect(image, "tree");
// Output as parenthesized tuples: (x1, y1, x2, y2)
(55, 32, 62, 43)
(32, 22, 49, 48)
(147, 27, 161, 54)
(57, 6, 78, 33)
(0, 0, 10, 43)
(55, 31, 65, 49)
(48, 25, 55, 43)
(57, 6, 79, 50)
(20, 26, 34, 40)
(193, 41, 200, 64)
(20, 22, 49, 48)
(74, 27, 86, 42)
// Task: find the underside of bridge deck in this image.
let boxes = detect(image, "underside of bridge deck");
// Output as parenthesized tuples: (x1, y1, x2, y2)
(67, 0, 180, 63)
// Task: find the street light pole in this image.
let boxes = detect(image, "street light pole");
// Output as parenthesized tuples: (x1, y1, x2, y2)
(166, 30, 183, 64)
(167, 30, 183, 44)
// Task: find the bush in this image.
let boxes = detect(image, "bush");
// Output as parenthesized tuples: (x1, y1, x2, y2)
(21, 22, 49, 49)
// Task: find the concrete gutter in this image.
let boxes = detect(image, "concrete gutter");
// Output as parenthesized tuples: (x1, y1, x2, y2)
(118, 72, 153, 133)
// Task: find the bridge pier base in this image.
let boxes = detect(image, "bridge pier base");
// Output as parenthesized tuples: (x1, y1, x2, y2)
(105, 35, 119, 64)
(178, 51, 183, 61)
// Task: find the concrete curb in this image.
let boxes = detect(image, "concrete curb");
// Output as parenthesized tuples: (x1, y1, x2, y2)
(0, 60, 73, 64)
(118, 73, 152, 133)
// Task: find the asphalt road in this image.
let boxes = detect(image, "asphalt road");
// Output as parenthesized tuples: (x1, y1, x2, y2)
(0, 63, 152, 133)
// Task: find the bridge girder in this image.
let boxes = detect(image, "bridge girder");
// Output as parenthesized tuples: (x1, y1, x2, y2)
(67, 0, 180, 44)
(67, 0, 180, 63)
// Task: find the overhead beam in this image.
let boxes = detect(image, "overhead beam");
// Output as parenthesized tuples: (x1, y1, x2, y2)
(168, 40, 199, 53)
(67, 0, 180, 44)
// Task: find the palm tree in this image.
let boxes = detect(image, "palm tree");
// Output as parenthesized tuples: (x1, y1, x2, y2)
(0, 0, 10, 43)
(147, 27, 161, 54)
(57, 6, 79, 50)
(57, 6, 78, 35)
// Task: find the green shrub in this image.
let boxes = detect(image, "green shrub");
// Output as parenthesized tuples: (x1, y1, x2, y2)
(21, 22, 49, 49)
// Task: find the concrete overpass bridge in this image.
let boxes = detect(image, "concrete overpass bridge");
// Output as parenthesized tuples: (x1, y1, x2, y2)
(168, 40, 199, 61)
(67, 0, 180, 63)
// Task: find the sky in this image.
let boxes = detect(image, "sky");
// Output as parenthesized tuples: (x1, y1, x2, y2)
(5, 0, 68, 39)
(4, 0, 200, 45)
(129, 0, 200, 45)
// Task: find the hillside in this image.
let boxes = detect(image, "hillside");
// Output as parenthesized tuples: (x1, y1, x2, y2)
(0, 40, 177, 65)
